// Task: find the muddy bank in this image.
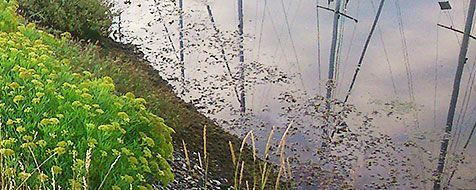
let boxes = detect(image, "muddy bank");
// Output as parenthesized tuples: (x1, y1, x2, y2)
(96, 37, 259, 186)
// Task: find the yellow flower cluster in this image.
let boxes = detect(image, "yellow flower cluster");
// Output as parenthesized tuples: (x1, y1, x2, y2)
(0, 1, 173, 188)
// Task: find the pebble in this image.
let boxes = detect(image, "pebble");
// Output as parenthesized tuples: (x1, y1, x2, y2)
(155, 151, 230, 190)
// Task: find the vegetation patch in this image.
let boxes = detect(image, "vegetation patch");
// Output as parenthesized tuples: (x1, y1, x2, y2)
(17, 0, 112, 41)
(16, 0, 270, 187)
(0, 1, 173, 189)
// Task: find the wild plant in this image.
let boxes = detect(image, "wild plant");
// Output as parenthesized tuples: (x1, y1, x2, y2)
(0, 1, 174, 188)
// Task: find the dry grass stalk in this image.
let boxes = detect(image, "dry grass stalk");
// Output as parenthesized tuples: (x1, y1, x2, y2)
(83, 148, 92, 190)
(97, 154, 122, 190)
(234, 131, 253, 189)
(27, 146, 46, 189)
(198, 152, 203, 169)
(51, 166, 56, 190)
(286, 157, 292, 181)
(274, 122, 293, 190)
(240, 131, 253, 154)
(182, 140, 191, 171)
(250, 132, 257, 190)
(239, 161, 245, 187)
(250, 132, 257, 162)
(15, 152, 57, 190)
(203, 125, 208, 190)
(203, 125, 207, 160)
(260, 127, 276, 190)
(229, 141, 236, 167)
